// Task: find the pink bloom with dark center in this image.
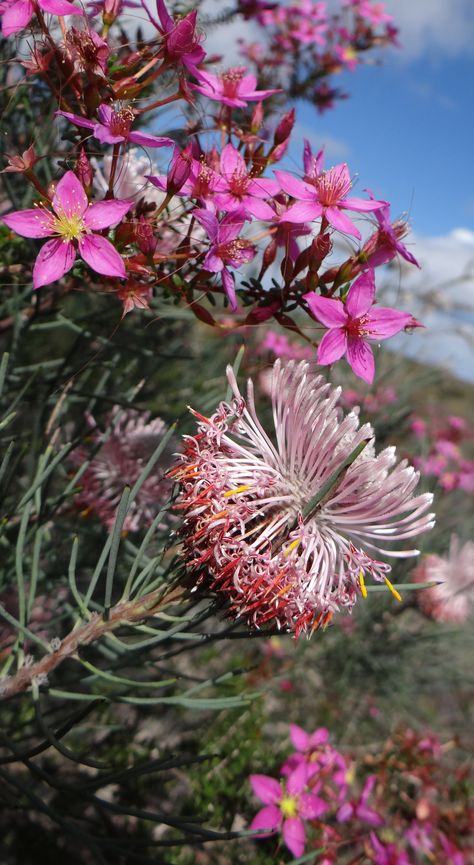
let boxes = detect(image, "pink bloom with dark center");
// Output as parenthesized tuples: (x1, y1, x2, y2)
(304, 269, 414, 383)
(143, 0, 205, 71)
(146, 150, 226, 205)
(2, 171, 131, 288)
(213, 143, 279, 219)
(56, 104, 174, 149)
(275, 162, 383, 238)
(0, 0, 82, 37)
(250, 763, 328, 858)
(193, 208, 255, 310)
(191, 66, 281, 108)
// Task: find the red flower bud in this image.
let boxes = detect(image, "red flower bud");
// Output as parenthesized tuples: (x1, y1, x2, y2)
(167, 145, 193, 195)
(75, 148, 93, 191)
(274, 109, 295, 146)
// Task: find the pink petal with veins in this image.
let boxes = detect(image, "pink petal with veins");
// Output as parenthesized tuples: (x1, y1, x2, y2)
(78, 235, 126, 278)
(345, 270, 376, 318)
(282, 817, 305, 858)
(33, 238, 76, 289)
(304, 292, 348, 327)
(1, 0, 33, 36)
(52, 171, 88, 218)
(39, 0, 83, 13)
(289, 723, 310, 751)
(284, 201, 323, 224)
(274, 170, 315, 201)
(325, 206, 360, 237)
(2, 208, 54, 238)
(249, 805, 281, 833)
(55, 110, 94, 130)
(317, 328, 347, 365)
(346, 337, 375, 383)
(83, 199, 131, 231)
(341, 195, 384, 212)
(367, 308, 413, 339)
(128, 131, 174, 148)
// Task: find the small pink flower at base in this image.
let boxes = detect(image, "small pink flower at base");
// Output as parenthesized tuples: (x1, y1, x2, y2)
(171, 360, 434, 635)
(117, 280, 153, 316)
(412, 537, 474, 624)
(250, 763, 328, 858)
(193, 208, 255, 310)
(304, 269, 415, 383)
(0, 0, 82, 38)
(70, 407, 172, 532)
(191, 66, 281, 108)
(1, 143, 39, 174)
(56, 104, 174, 149)
(1, 171, 131, 288)
(275, 162, 383, 239)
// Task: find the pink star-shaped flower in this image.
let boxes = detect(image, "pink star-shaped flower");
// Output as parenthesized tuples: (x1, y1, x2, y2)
(0, 0, 82, 37)
(2, 171, 131, 288)
(190, 66, 281, 108)
(304, 269, 415, 383)
(55, 104, 174, 149)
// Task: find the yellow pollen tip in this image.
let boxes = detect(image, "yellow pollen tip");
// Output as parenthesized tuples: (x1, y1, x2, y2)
(279, 795, 298, 819)
(384, 576, 402, 602)
(283, 538, 300, 556)
(224, 484, 251, 498)
(359, 569, 368, 598)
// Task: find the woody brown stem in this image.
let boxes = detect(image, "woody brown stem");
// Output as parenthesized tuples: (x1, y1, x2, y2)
(0, 582, 185, 700)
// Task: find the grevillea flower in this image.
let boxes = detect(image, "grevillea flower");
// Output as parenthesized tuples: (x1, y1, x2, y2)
(191, 66, 280, 108)
(0, 0, 82, 38)
(304, 269, 415, 383)
(249, 763, 328, 857)
(143, 0, 205, 71)
(413, 537, 474, 624)
(1, 171, 131, 288)
(275, 162, 383, 238)
(193, 208, 255, 310)
(70, 407, 172, 532)
(171, 360, 434, 635)
(55, 104, 174, 149)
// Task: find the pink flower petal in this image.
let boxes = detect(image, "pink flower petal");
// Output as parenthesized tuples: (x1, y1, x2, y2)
(52, 171, 88, 219)
(33, 238, 76, 289)
(341, 195, 384, 213)
(345, 270, 376, 318)
(304, 292, 348, 327)
(78, 234, 126, 279)
(247, 177, 280, 198)
(94, 124, 125, 145)
(308, 727, 330, 748)
(317, 327, 348, 365)
(221, 266, 237, 311)
(220, 143, 246, 178)
(367, 307, 413, 339)
(346, 336, 375, 384)
(193, 208, 218, 240)
(282, 817, 305, 858)
(243, 197, 275, 220)
(2, 208, 54, 238)
(249, 774, 282, 805)
(299, 792, 328, 820)
(83, 199, 131, 231)
(249, 805, 281, 833)
(274, 170, 315, 201)
(287, 761, 308, 795)
(203, 251, 224, 272)
(55, 110, 95, 130)
(283, 201, 323, 224)
(39, 0, 83, 14)
(325, 206, 361, 238)
(97, 104, 113, 126)
(337, 801, 353, 822)
(1, 0, 33, 36)
(289, 723, 310, 752)
(128, 131, 174, 148)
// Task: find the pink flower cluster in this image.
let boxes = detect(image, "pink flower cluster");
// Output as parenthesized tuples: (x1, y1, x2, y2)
(0, 0, 419, 384)
(410, 413, 474, 494)
(249, 724, 473, 863)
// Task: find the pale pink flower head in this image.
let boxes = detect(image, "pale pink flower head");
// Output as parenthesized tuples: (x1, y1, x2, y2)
(191, 66, 281, 108)
(304, 269, 415, 383)
(70, 407, 173, 532)
(413, 537, 474, 624)
(275, 161, 384, 238)
(0, 0, 82, 38)
(171, 360, 434, 635)
(249, 763, 328, 858)
(1, 171, 131, 289)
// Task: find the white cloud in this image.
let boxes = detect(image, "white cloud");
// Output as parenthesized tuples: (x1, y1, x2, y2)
(383, 0, 474, 60)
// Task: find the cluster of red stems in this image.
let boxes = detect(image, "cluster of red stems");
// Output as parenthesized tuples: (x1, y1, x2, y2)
(1, 0, 419, 383)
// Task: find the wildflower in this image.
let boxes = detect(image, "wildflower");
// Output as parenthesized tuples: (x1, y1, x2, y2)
(193, 208, 255, 310)
(369, 832, 412, 865)
(146, 151, 225, 204)
(275, 162, 383, 238)
(2, 171, 131, 288)
(171, 360, 434, 635)
(304, 269, 415, 383)
(56, 104, 174, 149)
(70, 407, 172, 531)
(1, 143, 39, 173)
(362, 197, 420, 268)
(117, 279, 153, 316)
(190, 66, 280, 108)
(143, 0, 205, 72)
(0, 0, 82, 38)
(337, 775, 383, 826)
(64, 26, 110, 78)
(213, 143, 280, 219)
(250, 763, 328, 857)
(413, 537, 474, 624)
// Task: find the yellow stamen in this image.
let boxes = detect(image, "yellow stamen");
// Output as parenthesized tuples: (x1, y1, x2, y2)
(384, 576, 402, 602)
(224, 484, 251, 498)
(359, 569, 368, 598)
(283, 538, 300, 556)
(280, 795, 298, 819)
